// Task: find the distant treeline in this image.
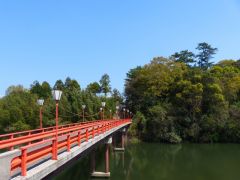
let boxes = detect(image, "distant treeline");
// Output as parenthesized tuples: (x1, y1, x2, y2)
(126, 42, 240, 143)
(0, 74, 123, 134)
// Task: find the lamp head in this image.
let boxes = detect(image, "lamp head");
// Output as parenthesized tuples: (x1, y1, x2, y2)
(101, 102, 106, 107)
(52, 90, 62, 101)
(37, 99, 44, 106)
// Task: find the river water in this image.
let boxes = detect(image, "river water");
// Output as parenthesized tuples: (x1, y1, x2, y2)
(53, 142, 240, 180)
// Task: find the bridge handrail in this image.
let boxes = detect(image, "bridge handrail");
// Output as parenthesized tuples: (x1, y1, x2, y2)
(9, 119, 131, 177)
(0, 119, 101, 139)
(0, 120, 115, 150)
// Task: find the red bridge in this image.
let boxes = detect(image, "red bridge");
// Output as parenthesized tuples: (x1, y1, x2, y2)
(0, 119, 132, 180)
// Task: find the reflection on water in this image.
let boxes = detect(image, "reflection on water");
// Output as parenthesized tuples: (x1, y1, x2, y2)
(54, 143, 240, 180)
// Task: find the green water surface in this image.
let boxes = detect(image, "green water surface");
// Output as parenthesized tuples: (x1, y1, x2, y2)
(54, 143, 240, 180)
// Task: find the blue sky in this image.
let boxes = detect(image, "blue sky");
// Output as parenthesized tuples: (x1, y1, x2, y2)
(0, 0, 240, 97)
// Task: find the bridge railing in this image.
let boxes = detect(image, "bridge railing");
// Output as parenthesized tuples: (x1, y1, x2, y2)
(7, 119, 130, 177)
(0, 120, 101, 148)
(0, 120, 111, 151)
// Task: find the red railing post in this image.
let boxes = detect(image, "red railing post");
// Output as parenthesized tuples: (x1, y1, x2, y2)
(40, 106, 43, 129)
(52, 139, 57, 160)
(78, 131, 81, 146)
(21, 148, 27, 176)
(67, 134, 71, 152)
(92, 126, 95, 138)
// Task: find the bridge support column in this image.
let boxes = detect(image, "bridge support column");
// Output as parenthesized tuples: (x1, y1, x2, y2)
(91, 136, 112, 178)
(114, 128, 126, 151)
(91, 149, 96, 173)
(105, 143, 110, 173)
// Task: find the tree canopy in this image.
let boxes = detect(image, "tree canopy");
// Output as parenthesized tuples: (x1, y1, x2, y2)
(126, 43, 240, 143)
(100, 74, 111, 96)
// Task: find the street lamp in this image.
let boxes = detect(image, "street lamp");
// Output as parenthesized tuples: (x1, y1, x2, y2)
(82, 105, 86, 122)
(101, 102, 106, 107)
(37, 99, 44, 129)
(116, 106, 119, 119)
(52, 90, 62, 160)
(101, 102, 106, 120)
(127, 110, 130, 118)
(109, 110, 112, 119)
(100, 107, 103, 120)
(123, 108, 126, 119)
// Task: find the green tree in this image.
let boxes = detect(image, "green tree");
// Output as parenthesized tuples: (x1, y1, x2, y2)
(0, 90, 38, 132)
(99, 74, 111, 96)
(41, 81, 52, 98)
(171, 50, 195, 65)
(128, 111, 146, 139)
(112, 88, 123, 104)
(54, 80, 65, 90)
(86, 82, 101, 94)
(5, 85, 27, 96)
(30, 81, 51, 99)
(196, 42, 218, 69)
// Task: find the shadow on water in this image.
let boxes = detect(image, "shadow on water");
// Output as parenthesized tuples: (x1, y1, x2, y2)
(52, 142, 240, 180)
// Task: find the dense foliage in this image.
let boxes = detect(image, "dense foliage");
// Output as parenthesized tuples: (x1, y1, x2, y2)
(126, 43, 240, 143)
(0, 75, 123, 134)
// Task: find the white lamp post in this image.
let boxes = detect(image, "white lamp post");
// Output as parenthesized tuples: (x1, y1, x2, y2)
(37, 99, 44, 129)
(110, 109, 112, 119)
(116, 106, 119, 119)
(100, 107, 103, 120)
(101, 102, 106, 120)
(123, 108, 126, 119)
(52, 90, 62, 160)
(101, 102, 106, 107)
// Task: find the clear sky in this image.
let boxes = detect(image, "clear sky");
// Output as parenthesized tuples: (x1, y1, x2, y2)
(0, 0, 240, 97)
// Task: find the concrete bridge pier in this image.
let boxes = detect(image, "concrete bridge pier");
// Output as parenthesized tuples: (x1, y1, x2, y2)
(91, 136, 112, 178)
(91, 149, 96, 173)
(114, 128, 126, 151)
